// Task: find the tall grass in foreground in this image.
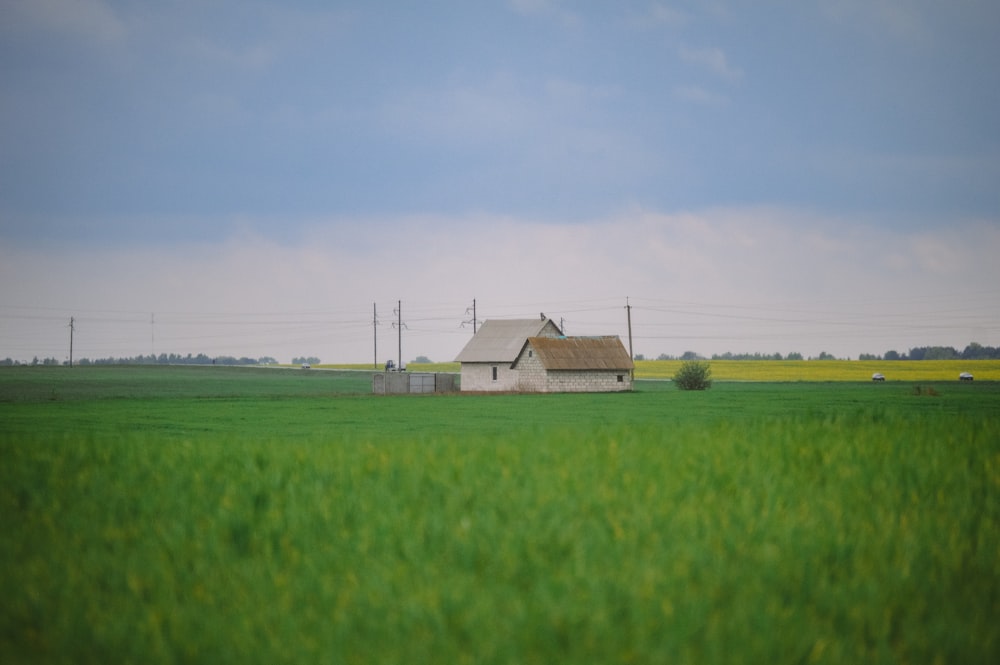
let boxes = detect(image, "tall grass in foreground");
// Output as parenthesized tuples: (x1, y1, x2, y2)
(2, 413, 997, 664)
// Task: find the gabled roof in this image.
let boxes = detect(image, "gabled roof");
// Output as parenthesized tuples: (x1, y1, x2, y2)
(526, 336, 634, 371)
(455, 318, 562, 363)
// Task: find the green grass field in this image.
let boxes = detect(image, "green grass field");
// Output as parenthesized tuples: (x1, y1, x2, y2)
(339, 359, 1000, 382)
(2, 366, 998, 664)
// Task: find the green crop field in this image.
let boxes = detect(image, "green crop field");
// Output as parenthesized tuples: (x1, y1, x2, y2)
(334, 359, 1000, 382)
(1, 365, 998, 664)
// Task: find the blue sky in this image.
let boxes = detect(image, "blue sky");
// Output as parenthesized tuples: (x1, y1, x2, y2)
(2, 0, 999, 364)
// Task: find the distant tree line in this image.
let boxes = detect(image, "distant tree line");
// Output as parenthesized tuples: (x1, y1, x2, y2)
(6, 341, 999, 368)
(0, 353, 279, 367)
(710, 351, 808, 361)
(648, 351, 809, 361)
(874, 343, 1000, 360)
(635, 342, 999, 362)
(0, 357, 65, 366)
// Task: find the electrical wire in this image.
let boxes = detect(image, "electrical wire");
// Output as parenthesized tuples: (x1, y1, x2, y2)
(2, 290, 997, 362)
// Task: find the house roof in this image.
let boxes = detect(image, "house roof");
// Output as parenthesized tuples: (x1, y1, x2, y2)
(527, 336, 634, 371)
(455, 318, 562, 363)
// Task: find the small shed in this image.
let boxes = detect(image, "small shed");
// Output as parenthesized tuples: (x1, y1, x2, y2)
(455, 317, 633, 392)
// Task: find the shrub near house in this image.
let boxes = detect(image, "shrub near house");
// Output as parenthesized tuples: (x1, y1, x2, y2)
(674, 360, 712, 390)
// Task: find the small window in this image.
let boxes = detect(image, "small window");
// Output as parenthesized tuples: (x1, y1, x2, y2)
(492, 366, 498, 381)
(617, 374, 624, 383)
(528, 350, 533, 358)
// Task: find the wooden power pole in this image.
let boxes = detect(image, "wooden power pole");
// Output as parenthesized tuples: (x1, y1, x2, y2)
(395, 300, 402, 370)
(625, 298, 634, 378)
(464, 298, 477, 334)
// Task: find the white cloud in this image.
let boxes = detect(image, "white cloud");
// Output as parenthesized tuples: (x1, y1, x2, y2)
(822, 0, 926, 41)
(624, 3, 688, 29)
(2, 0, 126, 42)
(3, 209, 997, 363)
(679, 46, 742, 79)
(507, 0, 581, 27)
(648, 3, 687, 26)
(906, 233, 967, 276)
(172, 5, 352, 71)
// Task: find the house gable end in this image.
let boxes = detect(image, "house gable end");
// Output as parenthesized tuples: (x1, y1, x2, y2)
(455, 318, 563, 363)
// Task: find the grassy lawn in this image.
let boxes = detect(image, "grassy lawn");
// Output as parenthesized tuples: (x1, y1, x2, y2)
(1, 365, 998, 664)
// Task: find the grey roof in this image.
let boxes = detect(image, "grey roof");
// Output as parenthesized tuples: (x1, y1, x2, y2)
(528, 336, 634, 371)
(455, 318, 562, 363)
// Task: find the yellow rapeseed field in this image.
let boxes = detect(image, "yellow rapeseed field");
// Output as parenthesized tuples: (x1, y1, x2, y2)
(334, 360, 1000, 382)
(634, 359, 1000, 381)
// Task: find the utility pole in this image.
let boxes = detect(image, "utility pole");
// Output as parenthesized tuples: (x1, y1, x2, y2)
(392, 300, 406, 370)
(625, 297, 634, 379)
(151, 313, 155, 359)
(463, 298, 477, 334)
(68, 316, 75, 367)
(373, 303, 379, 369)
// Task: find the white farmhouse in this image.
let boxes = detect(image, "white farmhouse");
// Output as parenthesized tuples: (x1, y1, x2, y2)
(455, 317, 634, 392)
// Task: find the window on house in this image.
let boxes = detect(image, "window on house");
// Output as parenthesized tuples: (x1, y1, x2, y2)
(528, 350, 533, 358)
(492, 366, 498, 381)
(617, 374, 624, 383)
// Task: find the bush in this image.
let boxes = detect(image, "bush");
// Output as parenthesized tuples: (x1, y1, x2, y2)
(673, 360, 712, 390)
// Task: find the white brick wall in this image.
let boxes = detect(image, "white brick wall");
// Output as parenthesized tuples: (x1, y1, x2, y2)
(543, 369, 632, 392)
(460, 341, 632, 392)
(513, 350, 548, 391)
(460, 363, 522, 391)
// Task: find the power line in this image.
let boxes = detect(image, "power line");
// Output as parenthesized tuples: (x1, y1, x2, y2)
(2, 293, 997, 363)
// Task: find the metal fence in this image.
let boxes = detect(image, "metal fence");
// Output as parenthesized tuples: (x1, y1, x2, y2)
(372, 372, 459, 394)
